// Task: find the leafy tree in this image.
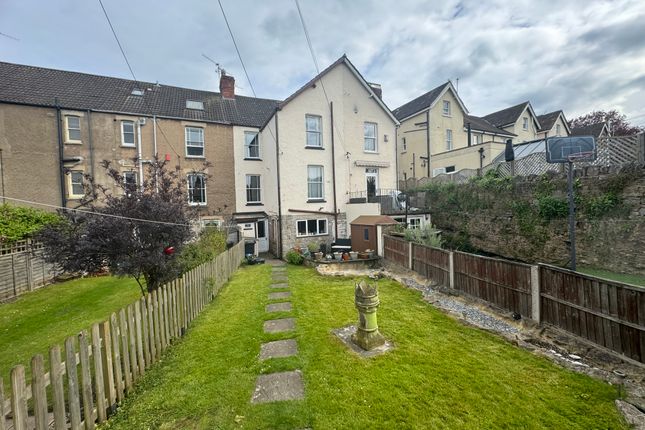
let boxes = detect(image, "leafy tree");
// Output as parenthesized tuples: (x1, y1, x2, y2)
(39, 158, 205, 294)
(569, 109, 643, 136)
(0, 204, 61, 244)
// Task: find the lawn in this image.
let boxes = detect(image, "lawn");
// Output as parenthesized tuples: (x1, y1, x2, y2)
(101, 264, 626, 429)
(579, 266, 645, 287)
(0, 276, 140, 389)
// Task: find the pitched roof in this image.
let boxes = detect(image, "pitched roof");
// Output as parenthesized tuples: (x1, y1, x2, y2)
(490, 138, 546, 164)
(350, 215, 399, 225)
(277, 55, 398, 124)
(536, 110, 570, 133)
(392, 82, 450, 121)
(570, 122, 608, 138)
(482, 101, 538, 128)
(0, 61, 278, 128)
(464, 115, 516, 137)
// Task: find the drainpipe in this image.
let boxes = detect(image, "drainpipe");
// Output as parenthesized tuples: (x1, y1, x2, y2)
(425, 110, 431, 177)
(55, 98, 67, 208)
(274, 112, 283, 258)
(330, 101, 339, 239)
(86, 110, 95, 180)
(137, 119, 144, 190)
(467, 122, 472, 147)
(153, 115, 158, 193)
(0, 148, 5, 203)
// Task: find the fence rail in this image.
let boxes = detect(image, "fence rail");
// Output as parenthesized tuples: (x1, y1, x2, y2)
(0, 239, 245, 430)
(383, 235, 644, 364)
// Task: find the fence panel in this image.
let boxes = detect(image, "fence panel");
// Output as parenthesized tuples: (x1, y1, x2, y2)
(0, 246, 56, 302)
(383, 236, 409, 268)
(539, 264, 644, 363)
(452, 251, 532, 317)
(411, 243, 450, 286)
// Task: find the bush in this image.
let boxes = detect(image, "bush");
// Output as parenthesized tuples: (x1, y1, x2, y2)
(307, 241, 319, 253)
(537, 196, 569, 220)
(0, 204, 61, 244)
(178, 228, 227, 272)
(285, 249, 304, 265)
(404, 224, 443, 248)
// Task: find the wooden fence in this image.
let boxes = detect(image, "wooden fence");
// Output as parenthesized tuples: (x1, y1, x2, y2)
(0, 239, 244, 430)
(383, 235, 644, 364)
(0, 241, 56, 302)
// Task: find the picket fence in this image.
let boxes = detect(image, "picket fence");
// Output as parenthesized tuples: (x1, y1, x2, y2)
(383, 235, 645, 365)
(0, 239, 244, 430)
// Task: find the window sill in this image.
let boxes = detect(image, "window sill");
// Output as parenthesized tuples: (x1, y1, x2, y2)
(296, 233, 329, 238)
(246, 202, 263, 206)
(442, 114, 452, 118)
(363, 150, 379, 154)
(64, 141, 82, 145)
(307, 199, 326, 203)
(121, 144, 136, 148)
(244, 157, 262, 161)
(305, 146, 324, 150)
(67, 196, 84, 200)
(185, 155, 206, 159)
(189, 203, 207, 206)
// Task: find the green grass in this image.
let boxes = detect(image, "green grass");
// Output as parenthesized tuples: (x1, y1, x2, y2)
(578, 266, 645, 287)
(101, 265, 627, 429)
(0, 276, 140, 389)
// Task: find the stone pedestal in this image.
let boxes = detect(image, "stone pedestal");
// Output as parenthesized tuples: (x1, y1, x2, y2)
(351, 280, 386, 350)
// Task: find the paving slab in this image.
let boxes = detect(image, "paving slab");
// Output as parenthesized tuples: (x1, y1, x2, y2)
(266, 302, 292, 313)
(332, 325, 394, 358)
(272, 275, 288, 281)
(272, 267, 287, 271)
(259, 339, 298, 360)
(268, 291, 291, 300)
(264, 318, 296, 333)
(266, 260, 286, 267)
(270, 282, 289, 289)
(251, 370, 305, 403)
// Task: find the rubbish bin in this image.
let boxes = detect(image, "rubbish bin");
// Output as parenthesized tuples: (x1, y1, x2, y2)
(244, 240, 256, 256)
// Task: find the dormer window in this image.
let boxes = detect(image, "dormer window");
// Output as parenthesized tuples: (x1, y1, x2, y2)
(186, 100, 204, 110)
(131, 89, 144, 96)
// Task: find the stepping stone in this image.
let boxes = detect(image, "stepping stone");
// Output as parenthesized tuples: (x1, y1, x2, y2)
(259, 339, 298, 360)
(270, 283, 289, 289)
(266, 302, 292, 313)
(272, 267, 286, 271)
(264, 318, 295, 333)
(268, 291, 291, 300)
(251, 370, 305, 403)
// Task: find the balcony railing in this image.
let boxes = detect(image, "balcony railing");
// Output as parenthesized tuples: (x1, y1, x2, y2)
(347, 188, 405, 214)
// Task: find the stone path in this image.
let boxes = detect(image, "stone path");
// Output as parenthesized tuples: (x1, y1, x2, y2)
(252, 261, 305, 404)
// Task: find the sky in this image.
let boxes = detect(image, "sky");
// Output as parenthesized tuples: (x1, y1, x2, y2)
(1, 0, 644, 126)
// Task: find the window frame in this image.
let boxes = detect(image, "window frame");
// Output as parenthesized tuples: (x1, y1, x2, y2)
(296, 218, 328, 237)
(185, 126, 205, 158)
(363, 122, 378, 153)
(446, 129, 453, 150)
(305, 114, 323, 148)
(244, 131, 260, 159)
(121, 120, 136, 147)
(409, 217, 422, 229)
(65, 115, 82, 144)
(245, 174, 262, 204)
(522, 117, 529, 130)
(442, 100, 451, 116)
(68, 170, 85, 198)
(187, 173, 207, 206)
(402, 136, 407, 152)
(556, 124, 561, 136)
(307, 165, 324, 201)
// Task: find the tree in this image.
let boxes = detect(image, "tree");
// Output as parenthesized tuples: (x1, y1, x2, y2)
(569, 109, 643, 136)
(39, 158, 205, 294)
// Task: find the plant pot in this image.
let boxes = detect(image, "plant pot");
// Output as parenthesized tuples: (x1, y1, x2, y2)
(349, 251, 358, 260)
(314, 252, 323, 261)
(358, 252, 369, 260)
(342, 253, 350, 261)
(333, 252, 343, 261)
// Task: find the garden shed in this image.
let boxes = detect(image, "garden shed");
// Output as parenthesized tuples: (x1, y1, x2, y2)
(350, 215, 399, 254)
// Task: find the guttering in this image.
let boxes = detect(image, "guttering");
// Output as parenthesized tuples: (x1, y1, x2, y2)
(330, 101, 339, 239)
(54, 98, 67, 208)
(275, 112, 283, 258)
(288, 209, 336, 216)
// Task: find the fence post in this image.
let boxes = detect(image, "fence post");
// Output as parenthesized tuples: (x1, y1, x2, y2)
(531, 265, 541, 323)
(408, 241, 413, 270)
(448, 252, 455, 289)
(10, 365, 27, 430)
(638, 132, 645, 165)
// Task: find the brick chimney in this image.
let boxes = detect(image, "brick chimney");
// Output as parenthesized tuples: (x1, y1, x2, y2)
(368, 82, 382, 99)
(219, 72, 235, 99)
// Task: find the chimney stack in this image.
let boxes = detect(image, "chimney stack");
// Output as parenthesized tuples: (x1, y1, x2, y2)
(219, 71, 235, 99)
(368, 82, 382, 99)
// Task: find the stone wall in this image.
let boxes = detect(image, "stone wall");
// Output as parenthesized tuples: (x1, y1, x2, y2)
(417, 164, 645, 275)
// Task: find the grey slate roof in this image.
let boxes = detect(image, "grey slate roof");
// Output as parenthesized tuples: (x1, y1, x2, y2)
(0, 61, 278, 128)
(570, 122, 608, 138)
(482, 101, 529, 128)
(392, 82, 450, 121)
(536, 110, 563, 132)
(464, 115, 516, 137)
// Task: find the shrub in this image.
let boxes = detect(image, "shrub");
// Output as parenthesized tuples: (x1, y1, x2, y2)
(404, 223, 443, 248)
(537, 196, 569, 220)
(285, 249, 304, 265)
(0, 204, 61, 244)
(307, 241, 319, 253)
(178, 228, 227, 273)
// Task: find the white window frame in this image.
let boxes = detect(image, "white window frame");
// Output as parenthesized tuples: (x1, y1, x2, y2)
(556, 124, 561, 136)
(364, 122, 378, 153)
(246, 174, 261, 203)
(307, 165, 324, 200)
(68, 170, 84, 198)
(244, 131, 260, 159)
(121, 120, 136, 147)
(402, 137, 407, 152)
(446, 129, 453, 150)
(65, 115, 82, 144)
(186, 100, 204, 110)
(409, 217, 422, 229)
(296, 218, 328, 237)
(187, 173, 206, 205)
(305, 114, 322, 148)
(442, 100, 451, 116)
(522, 117, 529, 130)
(185, 126, 205, 158)
(432, 167, 446, 177)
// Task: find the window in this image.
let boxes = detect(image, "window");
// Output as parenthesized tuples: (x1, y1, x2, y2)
(123, 171, 137, 190)
(556, 124, 562, 136)
(131, 89, 144, 96)
(305, 114, 322, 148)
(246, 174, 261, 203)
(121, 121, 136, 147)
(307, 165, 324, 200)
(446, 129, 453, 150)
(364, 122, 377, 152)
(445, 165, 456, 173)
(402, 137, 407, 152)
(442, 100, 451, 116)
(69, 171, 84, 197)
(296, 219, 328, 237)
(363, 228, 369, 241)
(185, 127, 204, 157)
(522, 117, 529, 130)
(472, 134, 480, 145)
(66, 116, 81, 143)
(432, 167, 446, 177)
(186, 100, 204, 110)
(245, 132, 260, 159)
(409, 218, 421, 229)
(187, 173, 206, 205)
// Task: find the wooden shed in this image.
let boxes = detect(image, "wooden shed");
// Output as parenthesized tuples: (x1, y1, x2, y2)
(350, 215, 399, 254)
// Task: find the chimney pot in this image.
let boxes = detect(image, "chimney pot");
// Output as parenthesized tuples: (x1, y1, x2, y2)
(220, 73, 235, 99)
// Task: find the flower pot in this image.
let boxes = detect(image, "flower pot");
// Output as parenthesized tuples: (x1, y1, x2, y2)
(349, 251, 358, 260)
(333, 252, 343, 261)
(358, 252, 369, 260)
(342, 253, 350, 261)
(314, 252, 323, 261)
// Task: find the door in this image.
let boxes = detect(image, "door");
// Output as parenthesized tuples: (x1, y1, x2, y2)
(256, 219, 269, 253)
(366, 168, 379, 200)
